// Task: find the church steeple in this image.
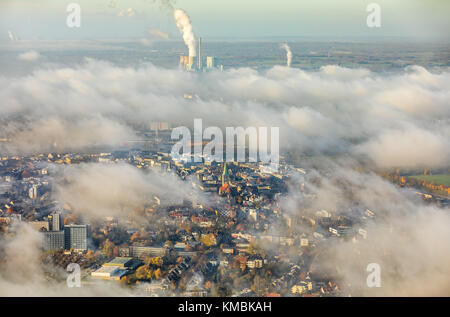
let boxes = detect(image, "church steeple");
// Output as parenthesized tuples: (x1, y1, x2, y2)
(222, 162, 228, 186)
(219, 162, 232, 196)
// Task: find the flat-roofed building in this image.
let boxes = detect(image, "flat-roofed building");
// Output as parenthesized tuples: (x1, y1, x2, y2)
(176, 251, 198, 258)
(129, 246, 167, 258)
(103, 257, 141, 270)
(43, 231, 65, 251)
(91, 266, 127, 280)
(247, 258, 263, 269)
(64, 224, 90, 251)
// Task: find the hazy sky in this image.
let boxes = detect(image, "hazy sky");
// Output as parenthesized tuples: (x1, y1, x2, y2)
(1, 0, 449, 40)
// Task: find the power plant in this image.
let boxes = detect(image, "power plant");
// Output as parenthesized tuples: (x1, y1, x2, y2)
(179, 38, 222, 72)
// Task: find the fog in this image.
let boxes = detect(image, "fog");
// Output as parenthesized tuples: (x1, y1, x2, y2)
(1, 60, 448, 169)
(0, 58, 449, 296)
(52, 162, 209, 222)
(278, 161, 450, 296)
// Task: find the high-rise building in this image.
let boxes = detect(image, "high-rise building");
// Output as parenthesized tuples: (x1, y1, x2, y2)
(64, 224, 90, 251)
(43, 231, 65, 251)
(51, 213, 63, 231)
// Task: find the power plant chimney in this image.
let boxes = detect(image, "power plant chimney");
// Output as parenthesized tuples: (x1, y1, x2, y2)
(198, 37, 202, 70)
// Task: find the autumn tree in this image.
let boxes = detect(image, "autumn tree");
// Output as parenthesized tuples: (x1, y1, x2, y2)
(200, 233, 217, 247)
(154, 268, 162, 280)
(135, 265, 154, 280)
(146, 256, 163, 267)
(135, 266, 147, 280)
(102, 239, 116, 258)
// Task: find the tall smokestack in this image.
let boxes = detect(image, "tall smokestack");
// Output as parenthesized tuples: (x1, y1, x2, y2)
(281, 43, 293, 67)
(173, 9, 196, 57)
(198, 38, 202, 70)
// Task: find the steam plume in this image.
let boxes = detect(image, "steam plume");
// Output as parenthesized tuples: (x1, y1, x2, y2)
(281, 43, 293, 67)
(173, 9, 196, 57)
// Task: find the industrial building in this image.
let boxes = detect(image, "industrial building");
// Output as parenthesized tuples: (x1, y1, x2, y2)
(206, 56, 216, 69)
(179, 38, 221, 72)
(102, 257, 141, 270)
(91, 257, 142, 281)
(91, 265, 127, 280)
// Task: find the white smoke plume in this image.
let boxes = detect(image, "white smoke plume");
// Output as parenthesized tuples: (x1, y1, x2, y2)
(173, 9, 196, 57)
(281, 43, 293, 67)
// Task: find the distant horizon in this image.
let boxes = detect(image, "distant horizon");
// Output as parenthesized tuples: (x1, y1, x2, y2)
(2, 1, 449, 42)
(2, 35, 450, 44)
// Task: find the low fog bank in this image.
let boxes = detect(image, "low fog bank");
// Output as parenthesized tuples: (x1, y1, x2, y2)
(278, 160, 450, 296)
(0, 60, 448, 170)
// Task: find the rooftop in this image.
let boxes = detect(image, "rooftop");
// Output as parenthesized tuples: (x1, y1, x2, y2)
(103, 257, 134, 267)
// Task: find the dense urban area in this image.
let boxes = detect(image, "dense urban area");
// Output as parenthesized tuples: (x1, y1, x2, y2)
(0, 124, 447, 297)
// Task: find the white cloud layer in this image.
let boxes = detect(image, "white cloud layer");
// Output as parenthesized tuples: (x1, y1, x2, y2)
(0, 60, 448, 170)
(0, 58, 449, 296)
(17, 50, 40, 61)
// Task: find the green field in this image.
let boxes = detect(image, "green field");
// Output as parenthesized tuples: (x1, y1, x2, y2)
(409, 174, 450, 187)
